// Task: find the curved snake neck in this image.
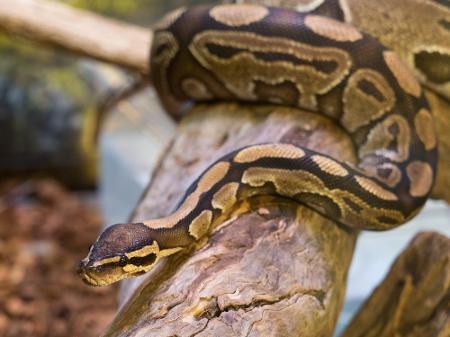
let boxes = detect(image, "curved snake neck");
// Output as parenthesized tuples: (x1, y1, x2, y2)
(78, 3, 438, 286)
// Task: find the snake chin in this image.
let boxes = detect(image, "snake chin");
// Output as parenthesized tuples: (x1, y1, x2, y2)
(77, 259, 128, 286)
(77, 251, 159, 286)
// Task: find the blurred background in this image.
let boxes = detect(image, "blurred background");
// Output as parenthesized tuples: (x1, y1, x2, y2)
(0, 1, 206, 336)
(0, 1, 448, 337)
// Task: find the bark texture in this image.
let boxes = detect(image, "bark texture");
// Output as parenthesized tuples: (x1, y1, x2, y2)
(0, 0, 151, 74)
(342, 231, 450, 337)
(101, 102, 359, 337)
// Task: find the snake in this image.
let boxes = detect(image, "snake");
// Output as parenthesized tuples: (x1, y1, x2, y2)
(78, 3, 440, 286)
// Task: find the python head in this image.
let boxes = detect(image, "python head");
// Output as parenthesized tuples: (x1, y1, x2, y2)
(77, 222, 168, 286)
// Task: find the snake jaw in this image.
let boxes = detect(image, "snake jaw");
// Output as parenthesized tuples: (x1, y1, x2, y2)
(77, 259, 103, 286)
(77, 254, 136, 286)
(77, 243, 187, 286)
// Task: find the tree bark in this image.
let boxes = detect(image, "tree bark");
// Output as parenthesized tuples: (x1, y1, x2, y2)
(341, 231, 450, 337)
(101, 102, 359, 337)
(0, 0, 151, 74)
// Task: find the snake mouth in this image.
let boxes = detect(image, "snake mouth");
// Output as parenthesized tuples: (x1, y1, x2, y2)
(77, 260, 101, 286)
(77, 259, 127, 286)
(78, 270, 103, 286)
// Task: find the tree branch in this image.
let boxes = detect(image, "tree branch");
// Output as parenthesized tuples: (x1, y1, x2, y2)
(0, 0, 151, 74)
(342, 231, 450, 337)
(101, 102, 359, 337)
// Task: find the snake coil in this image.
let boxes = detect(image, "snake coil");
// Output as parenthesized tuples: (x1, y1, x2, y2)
(78, 3, 438, 286)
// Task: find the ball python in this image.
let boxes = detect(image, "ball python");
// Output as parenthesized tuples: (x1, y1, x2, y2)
(78, 3, 438, 286)
(231, 0, 450, 102)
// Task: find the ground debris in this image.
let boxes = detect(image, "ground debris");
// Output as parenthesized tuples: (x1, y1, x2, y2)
(0, 179, 117, 337)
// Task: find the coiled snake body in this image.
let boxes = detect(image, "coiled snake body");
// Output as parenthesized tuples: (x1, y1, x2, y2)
(78, 4, 438, 286)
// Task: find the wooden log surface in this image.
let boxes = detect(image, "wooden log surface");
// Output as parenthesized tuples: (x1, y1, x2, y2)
(342, 231, 450, 337)
(0, 0, 151, 74)
(101, 102, 359, 337)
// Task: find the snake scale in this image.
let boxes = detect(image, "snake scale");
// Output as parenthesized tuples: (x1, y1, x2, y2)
(78, 2, 441, 286)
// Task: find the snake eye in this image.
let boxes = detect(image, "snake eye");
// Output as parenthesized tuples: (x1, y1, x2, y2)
(119, 255, 128, 267)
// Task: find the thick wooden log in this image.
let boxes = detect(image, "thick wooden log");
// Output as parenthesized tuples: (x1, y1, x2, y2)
(101, 103, 359, 337)
(0, 0, 151, 74)
(342, 231, 450, 337)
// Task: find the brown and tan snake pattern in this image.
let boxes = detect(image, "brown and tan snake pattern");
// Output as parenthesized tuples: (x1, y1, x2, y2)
(78, 3, 441, 286)
(234, 0, 450, 101)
